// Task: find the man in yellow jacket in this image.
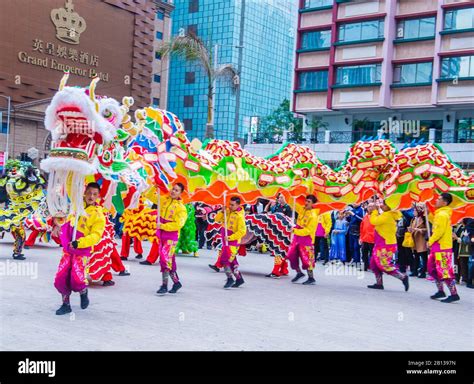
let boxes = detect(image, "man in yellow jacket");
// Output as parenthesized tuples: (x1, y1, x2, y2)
(288, 194, 319, 285)
(54, 182, 106, 315)
(154, 183, 188, 295)
(427, 193, 459, 303)
(213, 196, 247, 289)
(367, 200, 409, 291)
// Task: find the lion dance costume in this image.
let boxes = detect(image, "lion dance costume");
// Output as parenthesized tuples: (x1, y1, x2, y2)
(0, 160, 46, 259)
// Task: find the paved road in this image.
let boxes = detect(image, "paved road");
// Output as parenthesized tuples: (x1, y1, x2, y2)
(0, 237, 472, 351)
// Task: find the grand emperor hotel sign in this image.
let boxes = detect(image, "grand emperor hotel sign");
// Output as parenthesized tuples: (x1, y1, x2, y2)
(17, 0, 109, 81)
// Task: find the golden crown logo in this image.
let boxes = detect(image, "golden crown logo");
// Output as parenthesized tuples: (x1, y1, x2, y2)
(51, 0, 86, 45)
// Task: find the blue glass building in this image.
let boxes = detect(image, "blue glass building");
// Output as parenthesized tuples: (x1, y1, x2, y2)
(166, 0, 297, 141)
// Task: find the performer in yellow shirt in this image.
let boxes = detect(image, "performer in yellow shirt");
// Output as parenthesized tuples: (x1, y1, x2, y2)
(288, 195, 319, 285)
(155, 183, 188, 295)
(54, 183, 106, 315)
(367, 200, 409, 291)
(214, 196, 247, 289)
(427, 193, 460, 303)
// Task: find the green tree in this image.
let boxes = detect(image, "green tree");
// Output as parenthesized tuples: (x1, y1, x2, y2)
(257, 99, 303, 143)
(158, 33, 239, 139)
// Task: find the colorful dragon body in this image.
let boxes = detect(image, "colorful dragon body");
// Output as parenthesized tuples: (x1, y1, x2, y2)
(0, 160, 46, 257)
(41, 74, 474, 228)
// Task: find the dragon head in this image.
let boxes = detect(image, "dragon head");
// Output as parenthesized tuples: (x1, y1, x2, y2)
(41, 72, 125, 175)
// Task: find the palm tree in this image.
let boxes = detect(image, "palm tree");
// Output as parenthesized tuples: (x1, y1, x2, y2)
(158, 32, 239, 139)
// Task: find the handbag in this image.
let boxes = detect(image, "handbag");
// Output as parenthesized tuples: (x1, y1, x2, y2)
(402, 232, 415, 248)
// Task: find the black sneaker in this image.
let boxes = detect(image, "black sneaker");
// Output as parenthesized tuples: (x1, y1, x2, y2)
(208, 264, 220, 272)
(430, 291, 446, 300)
(55, 303, 72, 316)
(103, 280, 115, 286)
(120, 256, 128, 261)
(135, 254, 143, 259)
(402, 275, 409, 291)
(12, 254, 26, 260)
(440, 294, 460, 303)
(118, 271, 130, 276)
(232, 277, 245, 288)
(80, 290, 89, 309)
(156, 285, 168, 295)
(302, 277, 316, 285)
(291, 272, 305, 283)
(139, 260, 152, 265)
(169, 282, 182, 294)
(265, 273, 280, 279)
(418, 273, 426, 278)
(24, 245, 30, 250)
(224, 277, 235, 289)
(367, 284, 384, 290)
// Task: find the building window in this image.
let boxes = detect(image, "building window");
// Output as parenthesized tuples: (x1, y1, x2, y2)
(185, 71, 196, 84)
(396, 17, 436, 40)
(303, 0, 332, 9)
(189, 0, 199, 14)
(1, 121, 7, 134)
(156, 31, 163, 40)
(155, 51, 162, 60)
(153, 98, 160, 107)
(154, 74, 161, 83)
(393, 62, 433, 84)
(184, 95, 194, 108)
(187, 24, 198, 36)
(455, 118, 474, 143)
(298, 70, 328, 91)
(157, 10, 164, 20)
(301, 30, 331, 49)
(338, 19, 384, 43)
(444, 7, 474, 31)
(440, 55, 474, 79)
(183, 118, 193, 131)
(336, 64, 382, 86)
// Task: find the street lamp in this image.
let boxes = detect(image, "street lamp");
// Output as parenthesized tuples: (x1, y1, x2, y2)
(0, 95, 11, 162)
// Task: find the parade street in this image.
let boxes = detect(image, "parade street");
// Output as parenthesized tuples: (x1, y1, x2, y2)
(0, 238, 472, 351)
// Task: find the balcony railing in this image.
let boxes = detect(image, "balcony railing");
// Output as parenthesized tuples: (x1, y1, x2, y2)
(247, 129, 474, 145)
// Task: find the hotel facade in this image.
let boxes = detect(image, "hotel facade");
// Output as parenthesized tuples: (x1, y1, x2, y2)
(267, 0, 474, 167)
(0, 0, 173, 163)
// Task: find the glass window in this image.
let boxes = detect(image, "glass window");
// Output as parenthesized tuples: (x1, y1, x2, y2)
(301, 30, 331, 49)
(157, 10, 164, 20)
(444, 8, 474, 30)
(155, 51, 161, 60)
(154, 74, 161, 83)
(184, 95, 194, 108)
(455, 118, 474, 143)
(152, 98, 160, 107)
(156, 31, 163, 40)
(419, 17, 436, 37)
(338, 20, 384, 42)
(304, 0, 333, 9)
(393, 62, 433, 84)
(336, 64, 382, 85)
(189, 0, 199, 14)
(440, 55, 474, 78)
(397, 17, 436, 39)
(185, 71, 196, 84)
(183, 118, 193, 131)
(298, 70, 329, 90)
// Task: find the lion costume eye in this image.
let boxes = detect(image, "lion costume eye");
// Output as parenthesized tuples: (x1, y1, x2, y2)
(103, 109, 112, 119)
